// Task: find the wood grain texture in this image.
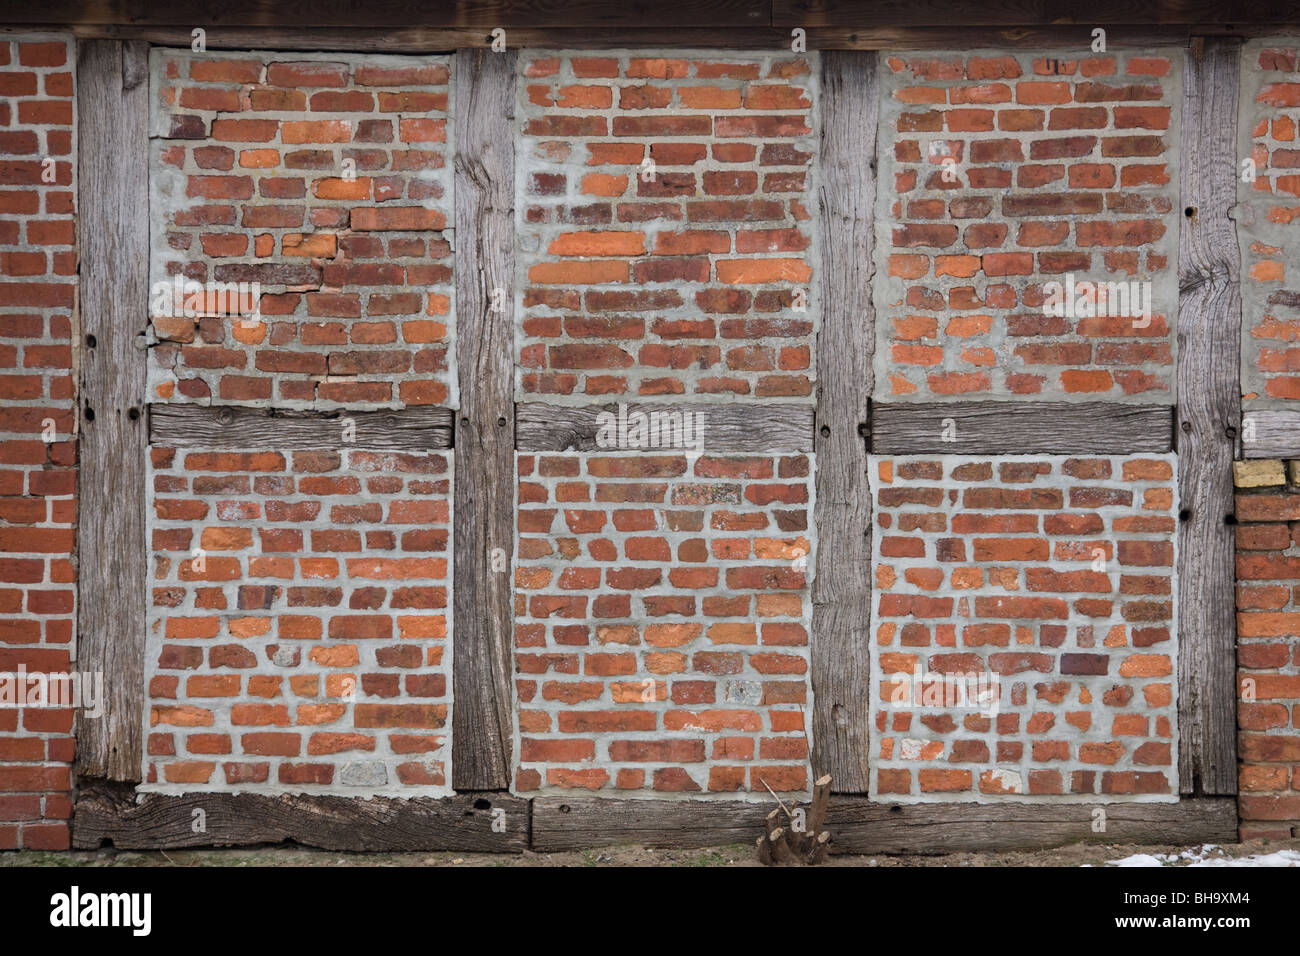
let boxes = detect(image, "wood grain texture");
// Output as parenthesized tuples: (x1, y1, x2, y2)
(811, 51, 875, 795)
(1241, 410, 1300, 459)
(823, 797, 1238, 855)
(9, 0, 770, 27)
(870, 403, 1174, 455)
(71, 783, 529, 851)
(452, 49, 516, 792)
(148, 404, 453, 450)
(515, 403, 814, 453)
(1176, 38, 1242, 797)
(773, 0, 1287, 27)
(9, 24, 1208, 52)
(75, 40, 150, 783)
(531, 796, 1237, 852)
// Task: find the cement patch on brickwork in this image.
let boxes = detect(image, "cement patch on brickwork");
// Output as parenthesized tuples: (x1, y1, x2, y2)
(512, 449, 815, 800)
(868, 454, 1179, 803)
(146, 49, 456, 410)
(514, 49, 821, 404)
(1238, 38, 1300, 410)
(140, 447, 454, 797)
(873, 49, 1183, 403)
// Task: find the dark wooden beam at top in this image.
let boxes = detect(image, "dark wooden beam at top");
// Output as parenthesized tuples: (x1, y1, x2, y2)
(1, 0, 771, 28)
(3, 23, 1229, 51)
(774, 0, 1298, 27)
(6, 0, 1299, 31)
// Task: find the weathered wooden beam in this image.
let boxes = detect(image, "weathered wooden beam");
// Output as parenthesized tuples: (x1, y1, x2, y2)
(773, 0, 1283, 27)
(75, 39, 150, 783)
(869, 403, 1174, 455)
(530, 796, 1238, 853)
(4, 0, 772, 28)
(148, 404, 453, 450)
(1176, 38, 1242, 797)
(71, 782, 529, 852)
(515, 403, 814, 453)
(810, 51, 874, 795)
(823, 797, 1239, 855)
(1241, 410, 1300, 459)
(3, 24, 1205, 52)
(452, 49, 516, 792)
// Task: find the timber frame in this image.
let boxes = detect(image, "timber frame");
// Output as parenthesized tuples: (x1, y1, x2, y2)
(48, 2, 1272, 852)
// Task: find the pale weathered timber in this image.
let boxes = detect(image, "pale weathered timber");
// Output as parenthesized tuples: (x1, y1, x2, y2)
(75, 40, 150, 782)
(811, 51, 875, 795)
(1176, 38, 1242, 796)
(452, 49, 516, 792)
(71, 783, 529, 852)
(531, 796, 1238, 853)
(148, 404, 453, 450)
(870, 403, 1174, 455)
(514, 403, 814, 453)
(1241, 409, 1300, 458)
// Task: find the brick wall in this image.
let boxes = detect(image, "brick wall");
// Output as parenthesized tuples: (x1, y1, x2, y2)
(869, 455, 1178, 801)
(149, 50, 454, 409)
(10, 36, 1295, 839)
(1240, 42, 1300, 406)
(142, 49, 460, 796)
(516, 51, 818, 402)
(514, 451, 811, 796)
(143, 446, 452, 793)
(0, 35, 76, 850)
(1234, 459, 1300, 839)
(511, 50, 819, 799)
(875, 51, 1180, 402)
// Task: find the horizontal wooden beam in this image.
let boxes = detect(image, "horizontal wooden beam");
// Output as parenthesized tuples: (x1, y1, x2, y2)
(3, 24, 1209, 51)
(773, 0, 1288, 28)
(1241, 410, 1300, 460)
(148, 404, 453, 450)
(516, 402, 814, 453)
(3, 0, 771, 28)
(532, 796, 1238, 854)
(74, 785, 1234, 854)
(71, 784, 529, 852)
(869, 403, 1174, 455)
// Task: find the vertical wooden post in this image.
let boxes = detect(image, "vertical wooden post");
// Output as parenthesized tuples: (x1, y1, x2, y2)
(811, 51, 876, 794)
(452, 49, 516, 791)
(75, 39, 150, 782)
(1176, 37, 1241, 796)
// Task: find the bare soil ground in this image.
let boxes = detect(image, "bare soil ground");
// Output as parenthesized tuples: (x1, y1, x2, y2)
(4, 838, 1297, 867)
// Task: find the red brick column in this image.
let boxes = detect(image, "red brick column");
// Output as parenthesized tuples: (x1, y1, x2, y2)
(1235, 461, 1300, 840)
(0, 34, 77, 850)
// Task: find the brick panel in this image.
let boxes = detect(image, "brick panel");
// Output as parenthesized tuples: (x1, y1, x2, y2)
(874, 51, 1181, 402)
(1234, 464, 1300, 838)
(1240, 41, 1300, 406)
(143, 447, 452, 794)
(869, 455, 1179, 801)
(516, 52, 818, 402)
(148, 51, 454, 409)
(0, 34, 76, 851)
(513, 451, 813, 797)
